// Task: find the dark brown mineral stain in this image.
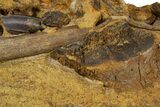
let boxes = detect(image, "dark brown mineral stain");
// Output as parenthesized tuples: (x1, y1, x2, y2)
(0, 25, 3, 36)
(95, 15, 106, 26)
(50, 21, 154, 88)
(0, 9, 9, 15)
(42, 11, 71, 28)
(151, 2, 160, 17)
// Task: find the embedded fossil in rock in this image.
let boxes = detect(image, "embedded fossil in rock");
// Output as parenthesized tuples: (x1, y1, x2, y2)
(0, 15, 44, 34)
(0, 0, 159, 91)
(1, 0, 160, 106)
(0, 26, 88, 61)
(109, 16, 160, 31)
(0, 11, 70, 35)
(50, 20, 160, 90)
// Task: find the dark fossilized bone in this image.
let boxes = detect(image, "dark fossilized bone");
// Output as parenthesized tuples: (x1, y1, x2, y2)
(0, 26, 88, 61)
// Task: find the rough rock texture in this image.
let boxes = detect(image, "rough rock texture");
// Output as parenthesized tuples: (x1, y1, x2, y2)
(128, 4, 156, 24)
(0, 0, 40, 16)
(91, 0, 101, 10)
(0, 0, 160, 107)
(153, 18, 160, 26)
(42, 11, 71, 27)
(102, 0, 128, 16)
(50, 20, 159, 90)
(69, 0, 128, 28)
(0, 0, 128, 28)
(1, 54, 160, 107)
(70, 0, 84, 17)
(151, 2, 160, 17)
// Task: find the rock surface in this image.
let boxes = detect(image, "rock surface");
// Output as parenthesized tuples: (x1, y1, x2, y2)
(42, 11, 71, 27)
(153, 18, 160, 26)
(102, 0, 128, 16)
(128, 4, 156, 24)
(0, 0, 40, 16)
(50, 20, 159, 89)
(0, 0, 160, 107)
(151, 2, 160, 17)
